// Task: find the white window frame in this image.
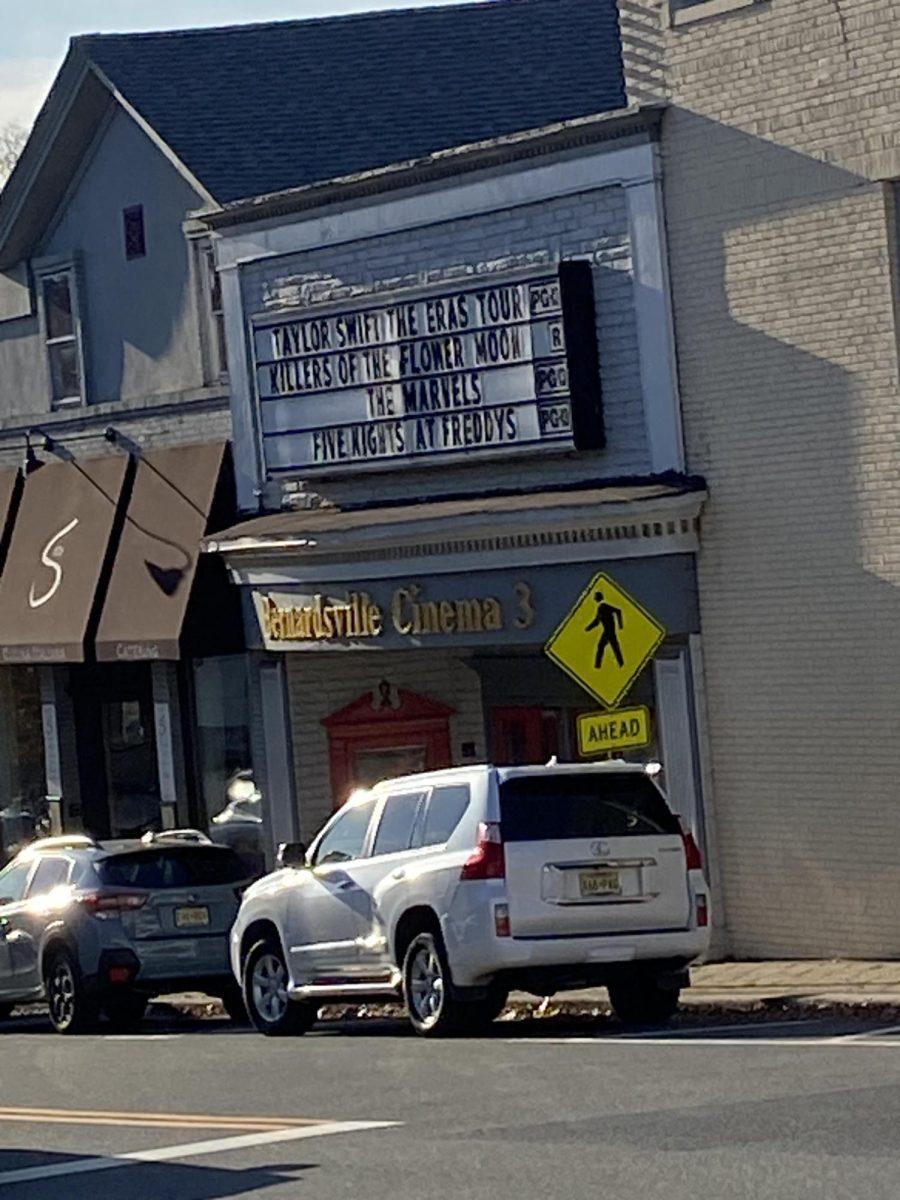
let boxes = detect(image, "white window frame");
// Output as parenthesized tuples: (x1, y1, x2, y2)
(34, 258, 87, 409)
(194, 238, 228, 385)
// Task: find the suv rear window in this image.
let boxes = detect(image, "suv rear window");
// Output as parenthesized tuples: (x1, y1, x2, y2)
(499, 772, 680, 841)
(97, 847, 248, 889)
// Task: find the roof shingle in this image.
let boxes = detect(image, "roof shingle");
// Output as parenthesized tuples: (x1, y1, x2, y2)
(79, 0, 626, 204)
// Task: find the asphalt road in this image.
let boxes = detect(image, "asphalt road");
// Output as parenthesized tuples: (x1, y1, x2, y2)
(3, 1009, 900, 1199)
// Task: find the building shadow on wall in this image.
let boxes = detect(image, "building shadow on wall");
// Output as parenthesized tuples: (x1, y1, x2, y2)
(661, 109, 900, 955)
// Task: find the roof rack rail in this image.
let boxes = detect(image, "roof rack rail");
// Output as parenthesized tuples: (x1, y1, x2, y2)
(26, 834, 97, 852)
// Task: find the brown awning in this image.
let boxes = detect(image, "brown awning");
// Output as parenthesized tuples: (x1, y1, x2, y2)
(95, 442, 237, 662)
(0, 467, 23, 572)
(0, 457, 129, 663)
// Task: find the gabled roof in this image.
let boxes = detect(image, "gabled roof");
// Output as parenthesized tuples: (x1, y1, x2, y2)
(0, 0, 626, 266)
(79, 0, 626, 205)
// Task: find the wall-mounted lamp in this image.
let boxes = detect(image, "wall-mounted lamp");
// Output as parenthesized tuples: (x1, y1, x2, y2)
(23, 431, 43, 475)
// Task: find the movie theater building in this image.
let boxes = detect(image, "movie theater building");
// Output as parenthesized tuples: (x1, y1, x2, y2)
(201, 110, 717, 908)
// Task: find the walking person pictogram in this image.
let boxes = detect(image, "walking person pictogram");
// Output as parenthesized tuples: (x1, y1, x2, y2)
(585, 591, 624, 670)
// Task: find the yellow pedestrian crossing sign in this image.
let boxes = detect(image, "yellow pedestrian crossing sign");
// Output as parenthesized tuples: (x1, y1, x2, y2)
(545, 573, 666, 708)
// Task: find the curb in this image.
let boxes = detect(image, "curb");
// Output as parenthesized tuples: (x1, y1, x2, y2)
(152, 991, 900, 1024)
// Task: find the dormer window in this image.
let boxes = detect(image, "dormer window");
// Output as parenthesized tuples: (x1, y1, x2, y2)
(37, 265, 85, 407)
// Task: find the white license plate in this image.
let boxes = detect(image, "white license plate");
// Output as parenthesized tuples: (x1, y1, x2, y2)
(579, 869, 622, 898)
(174, 906, 210, 928)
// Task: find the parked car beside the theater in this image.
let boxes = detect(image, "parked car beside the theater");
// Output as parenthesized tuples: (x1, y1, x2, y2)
(232, 761, 710, 1038)
(0, 832, 252, 1033)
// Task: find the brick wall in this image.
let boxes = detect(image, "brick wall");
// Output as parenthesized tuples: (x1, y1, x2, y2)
(240, 184, 650, 507)
(0, 394, 232, 470)
(626, 0, 900, 955)
(285, 650, 486, 841)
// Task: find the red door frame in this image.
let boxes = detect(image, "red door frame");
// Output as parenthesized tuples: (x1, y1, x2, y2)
(491, 706, 561, 766)
(322, 684, 455, 808)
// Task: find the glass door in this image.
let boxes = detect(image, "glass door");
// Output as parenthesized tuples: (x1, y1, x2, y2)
(101, 691, 159, 838)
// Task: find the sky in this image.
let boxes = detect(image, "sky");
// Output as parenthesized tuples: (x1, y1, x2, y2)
(0, 0, 467, 129)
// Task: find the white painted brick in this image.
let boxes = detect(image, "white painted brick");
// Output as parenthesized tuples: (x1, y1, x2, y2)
(623, 0, 900, 957)
(285, 651, 486, 841)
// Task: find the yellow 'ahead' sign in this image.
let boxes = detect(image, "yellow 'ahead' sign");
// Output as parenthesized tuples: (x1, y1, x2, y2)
(545, 573, 666, 707)
(577, 706, 652, 756)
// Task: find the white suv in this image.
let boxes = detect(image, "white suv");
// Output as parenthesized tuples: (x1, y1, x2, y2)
(231, 762, 710, 1037)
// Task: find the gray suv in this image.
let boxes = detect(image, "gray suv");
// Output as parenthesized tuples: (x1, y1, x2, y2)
(0, 833, 251, 1033)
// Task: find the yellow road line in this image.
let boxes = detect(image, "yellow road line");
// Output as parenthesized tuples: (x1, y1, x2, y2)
(0, 1106, 325, 1132)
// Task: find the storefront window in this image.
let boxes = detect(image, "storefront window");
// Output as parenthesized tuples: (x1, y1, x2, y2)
(193, 656, 262, 876)
(0, 667, 48, 863)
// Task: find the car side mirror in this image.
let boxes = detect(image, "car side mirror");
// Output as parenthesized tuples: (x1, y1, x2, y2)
(276, 841, 307, 869)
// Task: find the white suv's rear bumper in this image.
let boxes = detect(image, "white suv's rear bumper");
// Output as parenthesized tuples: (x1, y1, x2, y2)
(442, 889, 709, 988)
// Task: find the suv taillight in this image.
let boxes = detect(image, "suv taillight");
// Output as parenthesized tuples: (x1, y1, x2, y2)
(461, 822, 505, 880)
(77, 892, 148, 919)
(681, 830, 703, 872)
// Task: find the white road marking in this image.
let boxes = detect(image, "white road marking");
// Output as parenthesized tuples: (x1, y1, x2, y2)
(0, 1119, 399, 1188)
(505, 1029, 900, 1048)
(827, 1023, 900, 1044)
(612, 1019, 813, 1039)
(505, 1019, 839, 1045)
(105, 1035, 181, 1042)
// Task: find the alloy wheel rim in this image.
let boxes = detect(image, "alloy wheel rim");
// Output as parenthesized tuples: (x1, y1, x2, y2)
(49, 961, 75, 1028)
(252, 953, 288, 1024)
(409, 942, 444, 1026)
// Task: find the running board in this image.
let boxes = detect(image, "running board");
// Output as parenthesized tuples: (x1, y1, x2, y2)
(288, 975, 402, 1001)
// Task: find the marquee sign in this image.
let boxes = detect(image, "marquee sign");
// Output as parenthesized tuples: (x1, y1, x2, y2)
(251, 262, 603, 476)
(246, 558, 699, 653)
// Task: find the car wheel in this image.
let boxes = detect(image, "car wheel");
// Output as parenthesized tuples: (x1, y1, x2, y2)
(219, 981, 249, 1025)
(403, 930, 493, 1038)
(45, 948, 99, 1035)
(243, 938, 316, 1037)
(104, 992, 147, 1033)
(607, 976, 680, 1027)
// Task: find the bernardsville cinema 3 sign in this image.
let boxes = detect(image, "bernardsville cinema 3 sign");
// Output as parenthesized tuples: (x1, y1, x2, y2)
(252, 262, 604, 474)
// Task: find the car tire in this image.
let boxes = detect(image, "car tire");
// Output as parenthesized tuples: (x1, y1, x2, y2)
(45, 948, 100, 1035)
(243, 938, 317, 1037)
(403, 930, 495, 1038)
(104, 992, 148, 1033)
(219, 981, 249, 1025)
(607, 976, 680, 1027)
(0, 1003, 13, 1023)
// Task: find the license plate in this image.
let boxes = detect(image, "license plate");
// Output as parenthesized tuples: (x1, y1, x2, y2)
(175, 906, 210, 928)
(579, 869, 621, 898)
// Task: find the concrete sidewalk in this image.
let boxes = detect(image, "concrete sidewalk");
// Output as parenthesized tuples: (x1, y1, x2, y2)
(158, 960, 900, 1017)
